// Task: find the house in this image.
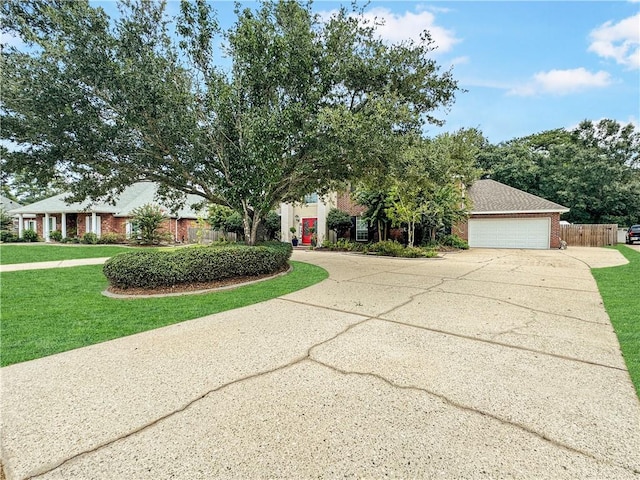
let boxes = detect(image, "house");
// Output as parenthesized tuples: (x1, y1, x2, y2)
(9, 182, 207, 242)
(280, 191, 367, 246)
(1, 195, 35, 232)
(453, 179, 569, 249)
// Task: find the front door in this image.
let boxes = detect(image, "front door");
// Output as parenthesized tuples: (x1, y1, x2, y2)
(301, 218, 317, 245)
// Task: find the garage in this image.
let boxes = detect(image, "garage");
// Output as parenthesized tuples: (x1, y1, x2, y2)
(455, 179, 570, 249)
(468, 217, 550, 249)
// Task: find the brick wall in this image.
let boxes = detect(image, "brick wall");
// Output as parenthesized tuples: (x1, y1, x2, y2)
(336, 192, 366, 216)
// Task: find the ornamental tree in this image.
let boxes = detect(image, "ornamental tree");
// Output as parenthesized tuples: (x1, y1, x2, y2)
(1, 0, 459, 245)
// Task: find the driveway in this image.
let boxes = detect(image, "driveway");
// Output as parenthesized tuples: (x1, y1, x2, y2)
(1, 247, 639, 479)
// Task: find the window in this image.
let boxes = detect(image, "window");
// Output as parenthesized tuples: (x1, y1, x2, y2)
(48, 216, 57, 233)
(355, 216, 368, 242)
(85, 215, 102, 235)
(24, 220, 37, 231)
(125, 221, 139, 239)
(304, 193, 318, 204)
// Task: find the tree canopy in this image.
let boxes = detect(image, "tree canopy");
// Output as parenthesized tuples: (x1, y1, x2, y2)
(477, 119, 640, 225)
(1, 0, 459, 244)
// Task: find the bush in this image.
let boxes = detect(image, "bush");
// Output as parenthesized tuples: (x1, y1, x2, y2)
(49, 230, 63, 242)
(327, 208, 352, 237)
(0, 230, 18, 242)
(22, 229, 39, 242)
(99, 232, 126, 244)
(367, 240, 405, 256)
(103, 242, 293, 289)
(82, 232, 98, 244)
(130, 203, 169, 245)
(440, 234, 469, 250)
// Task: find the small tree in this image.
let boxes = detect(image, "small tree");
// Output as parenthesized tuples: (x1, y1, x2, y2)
(263, 211, 281, 240)
(326, 208, 352, 239)
(130, 203, 168, 245)
(0, 207, 13, 231)
(208, 204, 245, 239)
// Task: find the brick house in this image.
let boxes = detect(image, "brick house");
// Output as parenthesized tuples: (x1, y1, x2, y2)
(9, 182, 206, 243)
(454, 179, 569, 249)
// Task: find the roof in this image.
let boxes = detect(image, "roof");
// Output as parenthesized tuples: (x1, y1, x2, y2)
(1, 195, 22, 211)
(467, 179, 569, 214)
(8, 182, 207, 219)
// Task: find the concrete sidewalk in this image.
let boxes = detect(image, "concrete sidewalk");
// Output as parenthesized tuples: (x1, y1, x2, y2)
(0, 257, 110, 273)
(1, 247, 639, 479)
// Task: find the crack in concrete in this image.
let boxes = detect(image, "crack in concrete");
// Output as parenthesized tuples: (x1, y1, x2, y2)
(433, 288, 611, 326)
(25, 317, 373, 480)
(280, 298, 627, 372)
(307, 357, 640, 476)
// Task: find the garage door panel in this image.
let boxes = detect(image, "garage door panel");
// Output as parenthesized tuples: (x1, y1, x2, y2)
(468, 218, 550, 249)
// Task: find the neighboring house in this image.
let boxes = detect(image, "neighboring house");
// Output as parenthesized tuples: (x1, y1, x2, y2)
(1, 195, 34, 232)
(280, 191, 367, 246)
(453, 179, 569, 249)
(9, 182, 207, 242)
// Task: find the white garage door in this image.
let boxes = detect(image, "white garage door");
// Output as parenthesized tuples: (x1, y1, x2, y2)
(468, 217, 550, 249)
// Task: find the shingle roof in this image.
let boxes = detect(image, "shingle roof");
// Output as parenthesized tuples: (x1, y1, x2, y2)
(1, 195, 22, 211)
(467, 179, 569, 214)
(8, 182, 207, 219)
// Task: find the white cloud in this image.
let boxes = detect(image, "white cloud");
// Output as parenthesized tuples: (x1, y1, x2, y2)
(450, 56, 469, 66)
(508, 68, 613, 96)
(318, 6, 460, 53)
(588, 13, 640, 69)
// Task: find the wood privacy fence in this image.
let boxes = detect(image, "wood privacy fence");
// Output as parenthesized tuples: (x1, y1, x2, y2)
(187, 228, 237, 243)
(559, 224, 617, 247)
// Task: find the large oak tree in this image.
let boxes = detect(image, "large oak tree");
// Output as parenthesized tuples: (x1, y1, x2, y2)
(1, 0, 459, 244)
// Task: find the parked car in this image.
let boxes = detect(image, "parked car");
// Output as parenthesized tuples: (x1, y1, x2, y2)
(625, 225, 640, 244)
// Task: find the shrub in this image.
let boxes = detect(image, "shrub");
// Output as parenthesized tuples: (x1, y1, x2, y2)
(440, 234, 469, 250)
(99, 232, 126, 244)
(82, 232, 98, 244)
(367, 240, 405, 257)
(103, 242, 293, 289)
(22, 229, 39, 242)
(0, 230, 18, 242)
(327, 208, 352, 237)
(130, 203, 169, 245)
(49, 230, 63, 242)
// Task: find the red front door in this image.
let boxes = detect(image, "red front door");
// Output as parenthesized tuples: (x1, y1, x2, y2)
(301, 218, 317, 245)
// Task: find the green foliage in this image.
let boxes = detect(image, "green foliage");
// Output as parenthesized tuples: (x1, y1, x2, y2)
(49, 230, 63, 242)
(22, 229, 38, 242)
(208, 205, 244, 236)
(439, 234, 469, 250)
(130, 203, 169, 245)
(1, 230, 18, 242)
(99, 232, 126, 244)
(0, 207, 13, 230)
(1, 0, 459, 246)
(82, 232, 98, 244)
(263, 211, 281, 240)
(477, 120, 640, 225)
(103, 242, 293, 289)
(326, 208, 352, 237)
(353, 189, 390, 241)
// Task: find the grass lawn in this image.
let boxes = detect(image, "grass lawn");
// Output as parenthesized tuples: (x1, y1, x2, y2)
(592, 245, 640, 398)
(0, 261, 327, 367)
(0, 244, 138, 265)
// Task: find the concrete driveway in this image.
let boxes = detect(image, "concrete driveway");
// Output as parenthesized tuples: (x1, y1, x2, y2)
(1, 247, 639, 479)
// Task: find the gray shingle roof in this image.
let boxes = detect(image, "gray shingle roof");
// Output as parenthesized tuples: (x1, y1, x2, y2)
(1, 195, 22, 211)
(8, 182, 207, 219)
(468, 179, 569, 214)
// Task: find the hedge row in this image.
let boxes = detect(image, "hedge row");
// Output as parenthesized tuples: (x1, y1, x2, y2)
(103, 242, 292, 289)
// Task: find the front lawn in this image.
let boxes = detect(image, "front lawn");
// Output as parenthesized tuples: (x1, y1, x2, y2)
(0, 261, 327, 366)
(0, 244, 137, 265)
(592, 245, 640, 397)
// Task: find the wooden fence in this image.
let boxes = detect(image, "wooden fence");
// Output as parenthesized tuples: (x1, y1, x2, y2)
(559, 224, 617, 247)
(187, 228, 237, 244)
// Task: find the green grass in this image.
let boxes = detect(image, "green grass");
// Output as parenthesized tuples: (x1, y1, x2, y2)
(592, 245, 640, 398)
(0, 244, 138, 265)
(0, 261, 328, 366)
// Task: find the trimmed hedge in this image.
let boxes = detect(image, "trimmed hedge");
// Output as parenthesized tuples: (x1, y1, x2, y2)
(103, 242, 293, 289)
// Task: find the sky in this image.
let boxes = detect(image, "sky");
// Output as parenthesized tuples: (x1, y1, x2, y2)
(141, 0, 640, 143)
(5, 1, 640, 144)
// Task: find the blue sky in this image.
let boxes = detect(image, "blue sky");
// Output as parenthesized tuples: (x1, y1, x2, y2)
(7, 1, 640, 144)
(213, 1, 640, 143)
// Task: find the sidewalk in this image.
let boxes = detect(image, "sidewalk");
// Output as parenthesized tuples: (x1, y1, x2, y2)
(0, 257, 110, 273)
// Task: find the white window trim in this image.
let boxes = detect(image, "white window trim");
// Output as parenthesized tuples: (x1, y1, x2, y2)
(355, 216, 368, 242)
